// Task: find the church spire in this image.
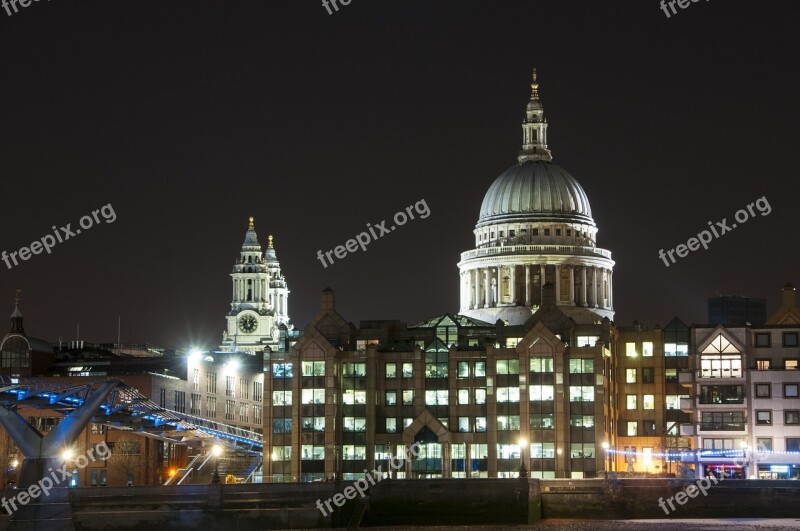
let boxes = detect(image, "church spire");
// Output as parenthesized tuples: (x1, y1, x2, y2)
(10, 289, 24, 334)
(518, 68, 553, 163)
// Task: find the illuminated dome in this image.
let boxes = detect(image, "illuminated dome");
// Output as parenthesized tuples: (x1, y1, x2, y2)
(478, 160, 594, 227)
(457, 70, 615, 326)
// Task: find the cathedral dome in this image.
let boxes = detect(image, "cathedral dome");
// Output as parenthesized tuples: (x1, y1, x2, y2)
(477, 160, 594, 227)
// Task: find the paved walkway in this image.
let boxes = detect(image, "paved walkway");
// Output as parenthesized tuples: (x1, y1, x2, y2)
(312, 520, 800, 531)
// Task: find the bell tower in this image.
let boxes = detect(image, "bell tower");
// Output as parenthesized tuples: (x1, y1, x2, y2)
(221, 217, 292, 354)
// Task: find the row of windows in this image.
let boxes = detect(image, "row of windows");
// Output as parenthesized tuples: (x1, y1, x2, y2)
(755, 359, 799, 370)
(625, 420, 657, 436)
(479, 226, 592, 241)
(626, 394, 656, 410)
(274, 413, 598, 434)
(272, 358, 596, 382)
(274, 442, 594, 462)
(755, 383, 800, 398)
(625, 368, 655, 384)
(755, 410, 800, 426)
(755, 332, 799, 348)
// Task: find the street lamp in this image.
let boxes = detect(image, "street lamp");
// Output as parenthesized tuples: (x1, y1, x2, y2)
(212, 445, 222, 484)
(602, 442, 610, 479)
(518, 437, 528, 479)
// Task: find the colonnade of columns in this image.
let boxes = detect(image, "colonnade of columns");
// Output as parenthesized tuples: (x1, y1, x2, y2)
(233, 276, 269, 303)
(461, 264, 613, 310)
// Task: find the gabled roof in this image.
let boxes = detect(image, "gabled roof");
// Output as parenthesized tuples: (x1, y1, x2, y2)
(411, 313, 493, 329)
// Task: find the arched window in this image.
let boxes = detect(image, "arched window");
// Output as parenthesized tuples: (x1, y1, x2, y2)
(1, 336, 30, 370)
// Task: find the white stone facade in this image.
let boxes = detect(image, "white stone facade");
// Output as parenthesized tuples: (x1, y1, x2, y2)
(458, 71, 614, 326)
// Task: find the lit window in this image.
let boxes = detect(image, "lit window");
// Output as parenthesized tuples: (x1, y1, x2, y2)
(530, 357, 554, 372)
(475, 388, 487, 404)
(530, 385, 555, 401)
(756, 411, 772, 425)
(496, 359, 520, 375)
(626, 343, 638, 357)
(496, 387, 520, 403)
(576, 336, 599, 347)
(457, 362, 469, 378)
(627, 421, 638, 436)
(643, 395, 655, 410)
(626, 369, 637, 383)
(402, 390, 414, 405)
(385, 391, 397, 405)
(402, 363, 413, 378)
(569, 386, 594, 402)
(627, 395, 637, 410)
(496, 415, 520, 431)
(301, 361, 325, 376)
(386, 418, 397, 433)
(474, 362, 486, 377)
(642, 342, 654, 357)
(424, 390, 449, 405)
(301, 388, 325, 404)
(569, 359, 594, 374)
(385, 363, 397, 378)
(301, 445, 325, 460)
(458, 389, 469, 404)
(458, 417, 470, 432)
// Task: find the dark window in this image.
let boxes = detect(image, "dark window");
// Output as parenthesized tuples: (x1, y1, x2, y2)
(787, 438, 800, 452)
(784, 333, 799, 347)
(642, 367, 655, 384)
(555, 229, 561, 236)
(643, 421, 656, 436)
(532, 229, 539, 236)
(785, 411, 800, 425)
(544, 229, 550, 236)
(755, 384, 771, 398)
(784, 384, 799, 398)
(755, 333, 771, 347)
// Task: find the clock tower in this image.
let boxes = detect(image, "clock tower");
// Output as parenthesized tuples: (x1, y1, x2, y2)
(220, 217, 293, 354)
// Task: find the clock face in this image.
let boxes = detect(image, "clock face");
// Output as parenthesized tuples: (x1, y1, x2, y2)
(238, 314, 257, 334)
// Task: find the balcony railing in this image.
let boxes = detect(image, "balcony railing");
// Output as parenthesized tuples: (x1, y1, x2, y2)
(698, 396, 745, 405)
(460, 244, 612, 262)
(699, 422, 746, 431)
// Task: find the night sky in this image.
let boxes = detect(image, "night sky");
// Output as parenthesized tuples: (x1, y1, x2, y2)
(1, 0, 798, 351)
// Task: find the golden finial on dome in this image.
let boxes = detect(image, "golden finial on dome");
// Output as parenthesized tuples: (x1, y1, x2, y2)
(268, 235, 274, 248)
(530, 68, 539, 99)
(248, 216, 255, 230)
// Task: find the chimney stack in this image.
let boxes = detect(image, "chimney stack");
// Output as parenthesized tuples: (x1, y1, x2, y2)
(321, 287, 336, 312)
(782, 283, 796, 309)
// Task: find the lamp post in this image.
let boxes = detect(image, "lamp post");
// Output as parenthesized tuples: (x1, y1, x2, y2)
(212, 445, 222, 484)
(602, 442, 610, 479)
(518, 438, 528, 479)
